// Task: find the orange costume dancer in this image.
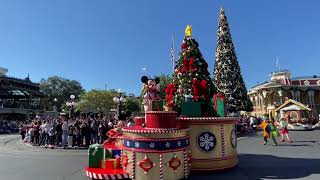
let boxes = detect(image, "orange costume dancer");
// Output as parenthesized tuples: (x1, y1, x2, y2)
(258, 119, 278, 146)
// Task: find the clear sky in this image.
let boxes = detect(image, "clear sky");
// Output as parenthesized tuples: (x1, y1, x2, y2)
(1, 0, 319, 95)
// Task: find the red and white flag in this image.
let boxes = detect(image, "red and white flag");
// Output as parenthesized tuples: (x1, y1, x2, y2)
(170, 35, 174, 65)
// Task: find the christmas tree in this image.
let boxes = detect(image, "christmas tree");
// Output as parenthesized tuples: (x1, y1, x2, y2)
(165, 25, 215, 116)
(213, 7, 253, 114)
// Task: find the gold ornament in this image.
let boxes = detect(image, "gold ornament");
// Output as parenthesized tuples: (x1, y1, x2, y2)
(185, 25, 192, 37)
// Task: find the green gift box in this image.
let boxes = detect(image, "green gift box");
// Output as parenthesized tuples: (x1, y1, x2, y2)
(181, 102, 202, 117)
(152, 100, 164, 111)
(88, 144, 105, 168)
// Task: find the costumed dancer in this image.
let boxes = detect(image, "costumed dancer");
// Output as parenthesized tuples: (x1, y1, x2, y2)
(269, 119, 279, 146)
(259, 119, 278, 146)
(141, 76, 160, 112)
(104, 120, 125, 145)
(279, 117, 292, 143)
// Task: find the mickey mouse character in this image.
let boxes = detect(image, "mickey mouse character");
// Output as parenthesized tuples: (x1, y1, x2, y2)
(141, 76, 160, 112)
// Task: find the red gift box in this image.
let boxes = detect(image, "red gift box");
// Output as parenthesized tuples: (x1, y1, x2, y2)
(145, 111, 177, 128)
(101, 158, 121, 169)
(134, 117, 145, 126)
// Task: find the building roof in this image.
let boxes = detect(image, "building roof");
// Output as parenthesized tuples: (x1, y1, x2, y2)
(0, 75, 40, 89)
(275, 99, 311, 112)
(291, 75, 320, 80)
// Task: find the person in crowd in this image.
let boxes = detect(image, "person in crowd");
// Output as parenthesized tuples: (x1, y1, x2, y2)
(44, 120, 52, 146)
(30, 122, 35, 144)
(90, 121, 98, 144)
(62, 120, 69, 148)
(80, 122, 90, 148)
(98, 122, 107, 144)
(19, 122, 26, 141)
(38, 120, 46, 146)
(32, 121, 40, 146)
(74, 126, 81, 147)
(23, 127, 31, 143)
(68, 124, 75, 148)
(54, 120, 62, 146)
(48, 124, 55, 148)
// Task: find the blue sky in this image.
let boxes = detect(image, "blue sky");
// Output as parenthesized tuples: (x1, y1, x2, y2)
(1, 0, 320, 95)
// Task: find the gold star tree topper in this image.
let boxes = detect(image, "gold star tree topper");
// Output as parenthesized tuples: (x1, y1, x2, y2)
(185, 25, 192, 37)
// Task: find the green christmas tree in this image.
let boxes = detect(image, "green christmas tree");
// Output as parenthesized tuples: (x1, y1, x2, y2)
(213, 7, 253, 114)
(165, 25, 215, 115)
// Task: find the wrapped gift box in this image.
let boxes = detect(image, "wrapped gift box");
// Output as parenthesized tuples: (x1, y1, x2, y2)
(107, 149, 121, 158)
(152, 100, 164, 111)
(104, 148, 112, 159)
(213, 93, 225, 117)
(100, 158, 121, 169)
(88, 144, 105, 168)
(181, 102, 202, 117)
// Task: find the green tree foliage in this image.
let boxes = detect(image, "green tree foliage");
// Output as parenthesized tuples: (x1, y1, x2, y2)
(77, 90, 141, 117)
(77, 90, 116, 114)
(40, 76, 84, 111)
(170, 32, 215, 108)
(213, 7, 253, 114)
(157, 74, 172, 100)
(123, 96, 141, 117)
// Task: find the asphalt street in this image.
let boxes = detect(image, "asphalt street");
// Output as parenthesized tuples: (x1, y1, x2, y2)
(0, 130, 319, 180)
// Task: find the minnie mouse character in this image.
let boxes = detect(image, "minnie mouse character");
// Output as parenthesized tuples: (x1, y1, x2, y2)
(141, 76, 160, 112)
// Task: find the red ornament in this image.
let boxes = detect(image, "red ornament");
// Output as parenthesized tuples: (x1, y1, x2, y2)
(182, 58, 189, 74)
(182, 43, 187, 49)
(138, 155, 156, 174)
(122, 153, 129, 170)
(189, 57, 196, 72)
(192, 79, 209, 101)
(200, 80, 209, 100)
(165, 83, 176, 107)
(168, 155, 182, 172)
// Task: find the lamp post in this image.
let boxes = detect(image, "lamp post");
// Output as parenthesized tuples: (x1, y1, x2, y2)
(53, 98, 58, 112)
(113, 89, 127, 120)
(66, 95, 78, 118)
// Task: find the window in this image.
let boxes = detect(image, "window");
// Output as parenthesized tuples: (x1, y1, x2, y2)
(290, 111, 298, 120)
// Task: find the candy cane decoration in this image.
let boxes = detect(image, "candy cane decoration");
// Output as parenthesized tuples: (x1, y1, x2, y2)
(132, 152, 136, 180)
(159, 153, 164, 180)
(221, 125, 226, 157)
(183, 150, 188, 178)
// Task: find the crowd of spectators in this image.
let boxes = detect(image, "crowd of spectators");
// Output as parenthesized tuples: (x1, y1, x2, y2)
(0, 120, 19, 134)
(18, 116, 134, 149)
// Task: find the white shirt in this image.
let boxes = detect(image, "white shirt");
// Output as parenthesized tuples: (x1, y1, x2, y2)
(44, 123, 50, 133)
(62, 122, 69, 131)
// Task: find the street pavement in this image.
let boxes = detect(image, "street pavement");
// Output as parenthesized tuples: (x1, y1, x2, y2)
(0, 130, 319, 180)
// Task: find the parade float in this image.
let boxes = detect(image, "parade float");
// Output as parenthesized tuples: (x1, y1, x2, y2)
(84, 7, 253, 180)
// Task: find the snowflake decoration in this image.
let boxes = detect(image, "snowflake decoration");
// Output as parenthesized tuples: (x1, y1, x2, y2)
(126, 141, 130, 147)
(186, 139, 189, 145)
(149, 142, 155, 149)
(135, 142, 140, 148)
(165, 142, 171, 148)
(177, 141, 181, 147)
(197, 132, 216, 152)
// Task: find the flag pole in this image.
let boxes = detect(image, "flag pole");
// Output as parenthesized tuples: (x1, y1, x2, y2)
(172, 33, 175, 73)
